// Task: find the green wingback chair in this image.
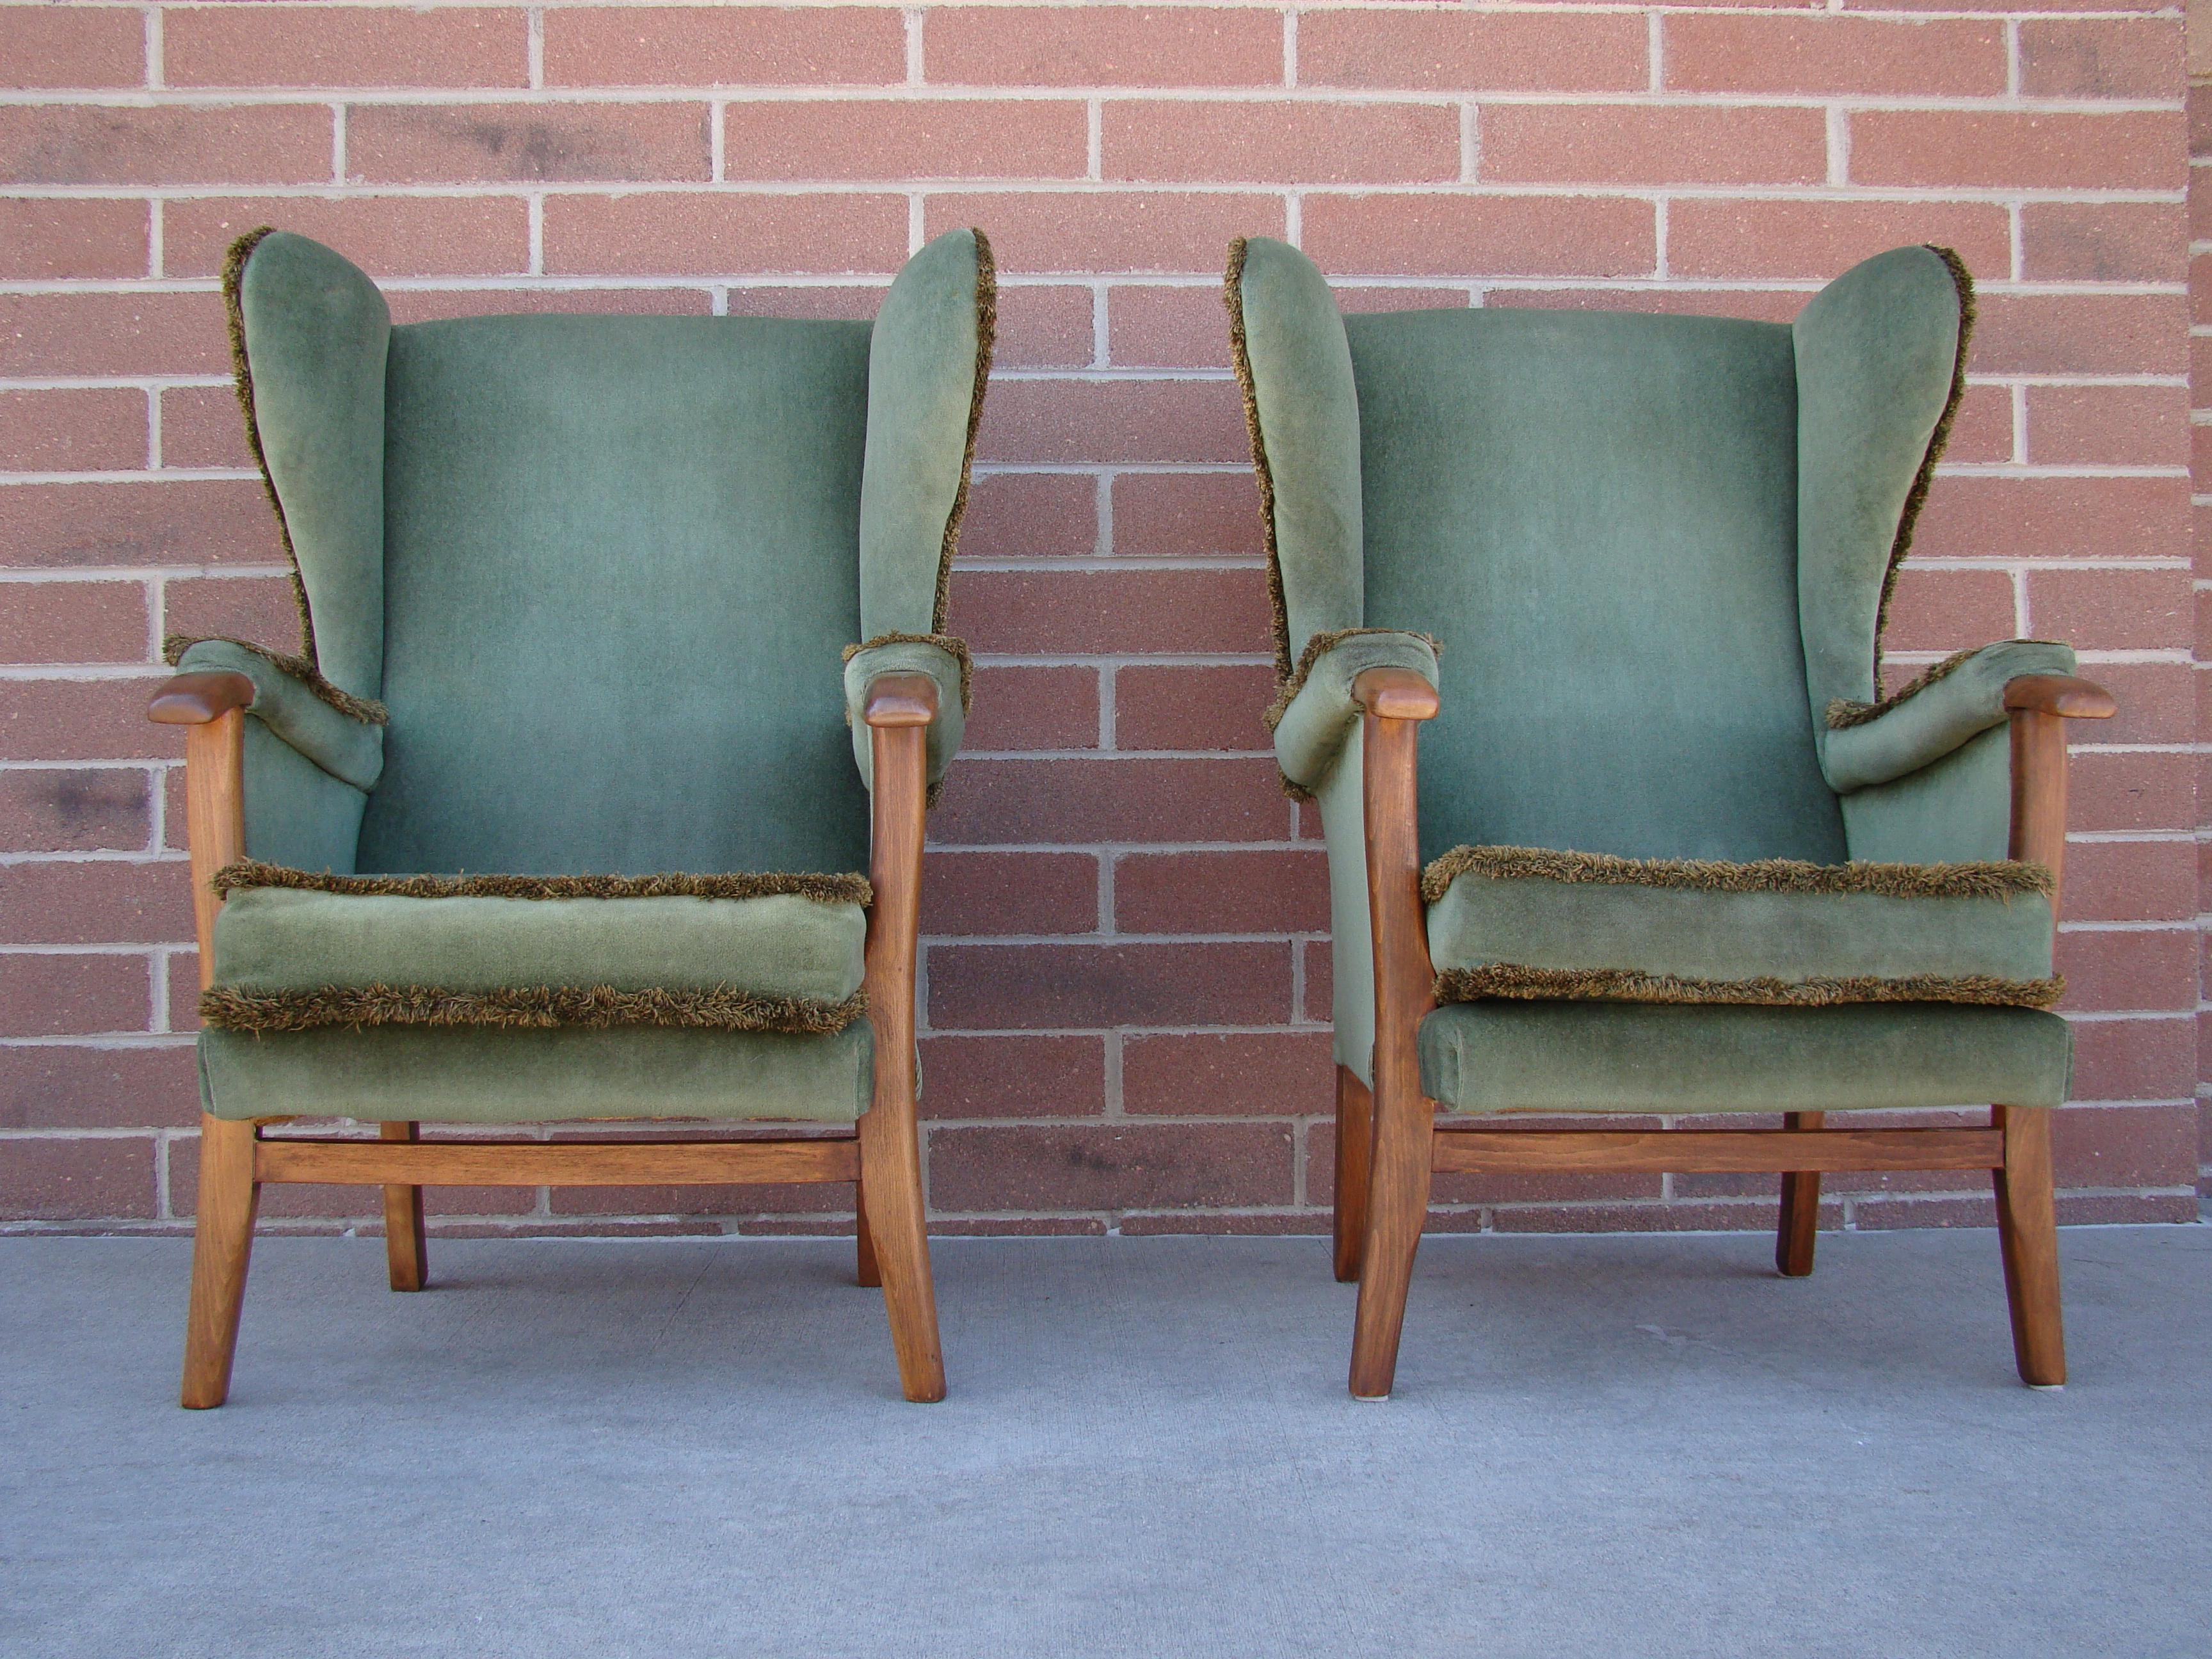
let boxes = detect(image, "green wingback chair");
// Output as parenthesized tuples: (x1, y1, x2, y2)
(1226, 237, 2116, 1399)
(152, 226, 995, 1407)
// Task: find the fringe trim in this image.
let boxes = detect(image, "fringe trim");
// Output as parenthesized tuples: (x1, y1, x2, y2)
(212, 859, 872, 906)
(933, 228, 997, 635)
(1434, 964, 2063, 1011)
(163, 635, 389, 725)
(843, 631, 974, 716)
(1419, 845, 2053, 907)
(1223, 237, 1293, 685)
(1871, 246, 1975, 697)
(1823, 639, 2064, 731)
(202, 983, 868, 1036)
(1262, 627, 1441, 732)
(221, 227, 319, 668)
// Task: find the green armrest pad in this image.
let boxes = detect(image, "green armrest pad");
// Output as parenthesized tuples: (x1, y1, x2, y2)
(1272, 630, 1439, 794)
(175, 637, 385, 792)
(1822, 639, 2078, 793)
(844, 635, 968, 793)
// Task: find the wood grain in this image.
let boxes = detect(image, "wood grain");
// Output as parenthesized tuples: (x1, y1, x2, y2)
(380, 1121, 428, 1292)
(1775, 1110, 1824, 1277)
(257, 1134, 858, 1187)
(1431, 1124, 2001, 1176)
(1333, 1064, 1373, 1285)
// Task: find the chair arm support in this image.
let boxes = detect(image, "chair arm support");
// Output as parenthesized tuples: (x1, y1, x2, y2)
(2007, 678, 2115, 910)
(2004, 674, 2116, 721)
(1352, 666, 1440, 722)
(844, 636, 966, 795)
(149, 671, 256, 726)
(148, 691, 247, 977)
(1359, 679, 1439, 1107)
(1272, 632, 1439, 796)
(864, 672, 940, 727)
(1819, 639, 2078, 794)
(165, 639, 384, 792)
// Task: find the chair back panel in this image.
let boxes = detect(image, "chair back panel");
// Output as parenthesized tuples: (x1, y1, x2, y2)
(358, 315, 874, 877)
(1346, 307, 1847, 866)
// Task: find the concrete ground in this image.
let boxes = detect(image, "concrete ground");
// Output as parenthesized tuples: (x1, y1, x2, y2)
(2, 1227, 2206, 1659)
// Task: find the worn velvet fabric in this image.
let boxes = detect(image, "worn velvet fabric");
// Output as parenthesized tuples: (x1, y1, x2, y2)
(1272, 630, 1438, 795)
(843, 636, 968, 792)
(1822, 639, 2074, 793)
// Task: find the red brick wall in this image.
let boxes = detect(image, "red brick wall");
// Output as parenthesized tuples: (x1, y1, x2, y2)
(0, 2, 2197, 1237)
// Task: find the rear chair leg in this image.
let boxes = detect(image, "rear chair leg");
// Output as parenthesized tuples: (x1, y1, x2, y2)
(180, 1115, 260, 1409)
(1775, 1110, 1823, 1277)
(854, 1171, 882, 1288)
(1347, 1078, 1433, 1400)
(1333, 1066, 1373, 1283)
(380, 1121, 428, 1292)
(1993, 1104, 2066, 1387)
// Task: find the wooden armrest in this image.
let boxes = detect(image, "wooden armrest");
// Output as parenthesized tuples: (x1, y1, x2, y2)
(1351, 666, 1439, 722)
(148, 671, 255, 726)
(2003, 675, 2115, 721)
(863, 672, 939, 729)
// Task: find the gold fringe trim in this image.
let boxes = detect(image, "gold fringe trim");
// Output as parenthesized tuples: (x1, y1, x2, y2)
(1223, 236, 1293, 685)
(933, 228, 997, 634)
(1871, 246, 1975, 697)
(163, 635, 389, 725)
(212, 859, 872, 906)
(1262, 627, 1441, 732)
(202, 983, 867, 1036)
(221, 227, 319, 668)
(1419, 845, 2053, 907)
(1823, 639, 2064, 731)
(1434, 964, 2062, 1011)
(842, 631, 974, 716)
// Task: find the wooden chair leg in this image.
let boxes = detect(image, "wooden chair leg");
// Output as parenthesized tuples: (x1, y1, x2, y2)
(1347, 1077, 1432, 1400)
(1775, 1109, 1823, 1277)
(854, 1171, 882, 1288)
(857, 1099, 943, 1402)
(1333, 1065, 1373, 1284)
(380, 1121, 428, 1292)
(1993, 1103, 2066, 1387)
(180, 1115, 260, 1409)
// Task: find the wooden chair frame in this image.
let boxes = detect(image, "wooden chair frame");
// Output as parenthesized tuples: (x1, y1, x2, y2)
(154, 668, 947, 1409)
(1333, 666, 2117, 1400)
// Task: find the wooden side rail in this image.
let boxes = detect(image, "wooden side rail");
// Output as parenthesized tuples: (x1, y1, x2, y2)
(1431, 1126, 2003, 1177)
(256, 1134, 859, 1187)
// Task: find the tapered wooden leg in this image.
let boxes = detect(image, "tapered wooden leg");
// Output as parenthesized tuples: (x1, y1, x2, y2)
(380, 1121, 428, 1292)
(180, 1115, 260, 1409)
(854, 1171, 882, 1288)
(1993, 1104, 2065, 1387)
(858, 1100, 942, 1401)
(1775, 1110, 1823, 1278)
(1333, 1066, 1373, 1284)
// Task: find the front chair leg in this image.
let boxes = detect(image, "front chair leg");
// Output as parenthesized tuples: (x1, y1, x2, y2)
(1349, 1074, 1434, 1399)
(1993, 1104, 2065, 1387)
(858, 1098, 942, 1400)
(380, 1121, 428, 1292)
(181, 1115, 260, 1408)
(854, 1170, 882, 1288)
(1333, 1066, 1373, 1283)
(1775, 1110, 1823, 1277)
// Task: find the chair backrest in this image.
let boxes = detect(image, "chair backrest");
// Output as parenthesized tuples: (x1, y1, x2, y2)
(227, 228, 991, 879)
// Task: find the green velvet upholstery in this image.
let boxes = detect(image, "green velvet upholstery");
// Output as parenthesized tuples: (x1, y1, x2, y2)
(1272, 629, 1437, 794)
(844, 636, 968, 792)
(195, 229, 990, 1125)
(1230, 238, 2074, 1110)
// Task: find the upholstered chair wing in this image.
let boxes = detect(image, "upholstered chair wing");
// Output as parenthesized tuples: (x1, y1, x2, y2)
(152, 227, 995, 1407)
(1226, 237, 2113, 1399)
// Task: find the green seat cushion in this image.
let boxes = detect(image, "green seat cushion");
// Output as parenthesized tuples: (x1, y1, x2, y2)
(199, 1022, 871, 1125)
(1419, 1001, 2071, 1114)
(1425, 846, 2056, 1008)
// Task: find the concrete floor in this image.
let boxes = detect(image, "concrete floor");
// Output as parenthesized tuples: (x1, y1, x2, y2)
(1, 1228, 2206, 1659)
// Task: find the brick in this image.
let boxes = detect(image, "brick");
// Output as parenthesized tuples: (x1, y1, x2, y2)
(386, 287, 715, 323)
(0, 292, 228, 378)
(1482, 105, 1827, 187)
(964, 665, 1100, 752)
(0, 104, 331, 187)
(0, 676, 179, 764)
(1301, 940, 1331, 1023)
(1970, 294, 2186, 376)
(1112, 472, 1261, 557)
(346, 102, 710, 184)
(1662, 15, 2006, 95)
(0, 4, 142, 88)
(0, 860, 192, 947)
(1491, 1199, 1777, 1235)
(2055, 928, 2194, 1013)
(0, 389, 147, 474)
(925, 7, 1284, 86)
(1879, 566, 2018, 655)
(0, 580, 148, 664)
(163, 196, 531, 280)
(1853, 1193, 2197, 1230)
(0, 768, 150, 855)
(1940, 385, 2014, 467)
(722, 286, 883, 322)
(927, 1121, 1294, 1210)
(2088, 659, 2192, 745)
(1109, 284, 1238, 369)
(2026, 567, 2192, 650)
(993, 285, 1095, 369)
(1667, 200, 2010, 282)
(1115, 849, 1327, 934)
(544, 6, 906, 86)
(0, 1137, 154, 1219)
(929, 940, 1288, 1028)
(0, 481, 279, 571)
(543, 192, 907, 275)
(1489, 287, 1805, 325)
(950, 567, 1270, 655)
(933, 755, 1286, 846)
(159, 387, 253, 471)
(1302, 194, 1655, 279)
(165, 952, 198, 1034)
(915, 1034, 1105, 1119)
(2053, 1103, 2199, 1187)
(0, 952, 149, 1036)
(0, 1041, 194, 1131)
(1113, 664, 1275, 752)
(2019, 18, 2183, 99)
(1104, 100, 1457, 185)
(921, 851, 1098, 936)
(1912, 477, 2189, 565)
(925, 191, 1284, 275)
(2066, 839, 2196, 924)
(961, 473, 1096, 559)
(724, 99, 1086, 180)
(165, 6, 527, 88)
(2066, 752, 2192, 833)
(1298, 12, 1646, 92)
(2021, 202, 2184, 284)
(1849, 112, 2182, 191)
(1123, 1031, 1332, 1116)
(161, 576, 301, 652)
(975, 378, 1247, 465)
(2026, 385, 2187, 468)
(0, 198, 147, 279)
(1116, 1210, 1320, 1236)
(2071, 1016, 2193, 1100)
